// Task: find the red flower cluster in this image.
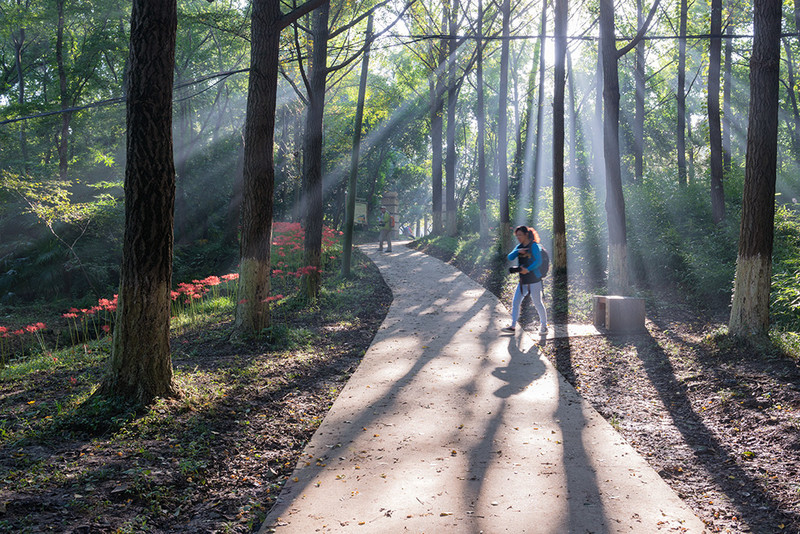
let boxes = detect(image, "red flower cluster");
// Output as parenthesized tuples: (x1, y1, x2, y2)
(171, 273, 238, 303)
(63, 295, 118, 319)
(0, 323, 46, 338)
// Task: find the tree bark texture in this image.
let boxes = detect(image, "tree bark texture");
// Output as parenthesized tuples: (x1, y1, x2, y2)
(633, 0, 645, 183)
(531, 0, 547, 222)
(342, 15, 372, 277)
(709, 0, 725, 223)
(729, 0, 781, 336)
(445, 0, 459, 236)
(497, 0, 511, 236)
(102, 0, 179, 405)
(552, 0, 567, 273)
(56, 0, 71, 180)
(783, 40, 800, 158)
(600, 0, 628, 293)
(723, 23, 733, 172)
(677, 0, 687, 186)
(235, 0, 282, 334)
(476, 0, 488, 241)
(13, 21, 28, 172)
(431, 28, 446, 235)
(302, 1, 329, 300)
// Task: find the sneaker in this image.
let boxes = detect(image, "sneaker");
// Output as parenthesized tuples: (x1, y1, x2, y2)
(501, 326, 515, 333)
(539, 325, 548, 335)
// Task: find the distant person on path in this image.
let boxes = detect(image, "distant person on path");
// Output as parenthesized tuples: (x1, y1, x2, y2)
(502, 225, 548, 335)
(378, 206, 393, 253)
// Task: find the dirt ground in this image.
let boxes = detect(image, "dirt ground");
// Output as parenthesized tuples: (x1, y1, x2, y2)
(418, 240, 800, 534)
(2, 244, 799, 533)
(0, 255, 392, 533)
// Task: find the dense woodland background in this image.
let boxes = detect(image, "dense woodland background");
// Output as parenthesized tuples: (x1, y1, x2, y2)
(1, 0, 800, 334)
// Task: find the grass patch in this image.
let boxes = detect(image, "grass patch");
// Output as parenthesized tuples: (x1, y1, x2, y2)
(0, 248, 391, 533)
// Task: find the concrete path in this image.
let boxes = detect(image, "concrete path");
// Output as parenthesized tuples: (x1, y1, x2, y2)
(259, 243, 707, 533)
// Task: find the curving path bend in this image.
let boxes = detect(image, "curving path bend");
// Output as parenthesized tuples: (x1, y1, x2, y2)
(259, 242, 707, 533)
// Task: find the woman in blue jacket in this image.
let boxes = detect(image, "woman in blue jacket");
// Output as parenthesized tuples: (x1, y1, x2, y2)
(502, 225, 548, 335)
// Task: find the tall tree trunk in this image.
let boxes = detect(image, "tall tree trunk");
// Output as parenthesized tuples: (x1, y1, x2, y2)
(235, 0, 283, 334)
(567, 51, 589, 188)
(497, 0, 511, 246)
(476, 0, 488, 240)
(100, 0, 179, 405)
(431, 22, 446, 235)
(783, 40, 800, 158)
(13, 21, 28, 173)
(729, 0, 781, 336)
(676, 0, 687, 186)
(709, 0, 725, 223)
(56, 0, 71, 180)
(687, 112, 696, 183)
(445, 0, 459, 236)
(342, 15, 372, 277)
(552, 0, 567, 273)
(531, 0, 548, 223)
(302, 1, 330, 300)
(599, 0, 628, 293)
(633, 0, 645, 183)
(723, 22, 733, 172)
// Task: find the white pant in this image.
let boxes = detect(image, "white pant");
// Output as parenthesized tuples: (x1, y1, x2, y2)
(510, 281, 547, 328)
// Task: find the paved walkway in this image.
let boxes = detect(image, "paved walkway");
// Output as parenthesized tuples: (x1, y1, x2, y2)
(260, 243, 707, 533)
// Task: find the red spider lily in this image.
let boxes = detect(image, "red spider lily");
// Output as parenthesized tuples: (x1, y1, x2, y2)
(272, 269, 284, 275)
(262, 294, 284, 303)
(170, 291, 180, 301)
(101, 325, 111, 333)
(69, 308, 80, 313)
(199, 275, 222, 286)
(12, 330, 24, 336)
(62, 313, 78, 319)
(239, 299, 248, 304)
(221, 273, 239, 281)
(0, 326, 6, 334)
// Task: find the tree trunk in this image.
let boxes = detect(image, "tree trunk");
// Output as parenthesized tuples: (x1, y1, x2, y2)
(677, 0, 687, 186)
(476, 0, 488, 240)
(600, 0, 628, 293)
(56, 0, 71, 180)
(552, 0, 567, 273)
(633, 0, 645, 183)
(531, 0, 547, 223)
(687, 113, 696, 183)
(445, 0, 459, 236)
(13, 22, 28, 173)
(431, 27, 446, 235)
(723, 23, 733, 173)
(302, 1, 329, 300)
(100, 0, 179, 406)
(342, 15, 372, 277)
(729, 0, 781, 336)
(235, 0, 283, 334)
(497, 0, 511, 245)
(783, 40, 800, 159)
(709, 0, 725, 223)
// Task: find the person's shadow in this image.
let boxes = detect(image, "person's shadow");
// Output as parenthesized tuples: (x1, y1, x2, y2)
(492, 335, 546, 398)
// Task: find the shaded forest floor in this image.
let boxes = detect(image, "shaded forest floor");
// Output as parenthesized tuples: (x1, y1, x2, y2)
(415, 240, 800, 534)
(0, 253, 392, 533)
(2, 243, 800, 533)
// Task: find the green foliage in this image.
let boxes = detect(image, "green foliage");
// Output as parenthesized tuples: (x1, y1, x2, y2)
(625, 178, 740, 306)
(771, 204, 800, 331)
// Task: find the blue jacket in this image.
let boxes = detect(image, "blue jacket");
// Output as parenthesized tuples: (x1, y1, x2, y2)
(508, 241, 543, 282)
